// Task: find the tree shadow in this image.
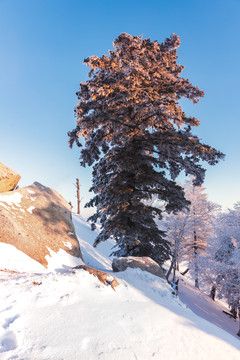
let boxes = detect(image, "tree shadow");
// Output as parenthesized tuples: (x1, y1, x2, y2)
(31, 182, 74, 236)
(114, 269, 240, 351)
(72, 214, 113, 270)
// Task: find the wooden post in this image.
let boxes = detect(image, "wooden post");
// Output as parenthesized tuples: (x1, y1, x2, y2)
(76, 178, 80, 215)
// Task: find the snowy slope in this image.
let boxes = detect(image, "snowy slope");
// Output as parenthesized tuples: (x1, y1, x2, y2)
(0, 214, 239, 360)
(178, 278, 240, 340)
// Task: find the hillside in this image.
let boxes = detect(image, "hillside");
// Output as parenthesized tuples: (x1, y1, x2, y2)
(0, 214, 239, 360)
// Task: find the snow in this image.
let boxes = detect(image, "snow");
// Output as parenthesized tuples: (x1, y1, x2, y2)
(0, 243, 44, 273)
(26, 206, 35, 214)
(0, 214, 239, 359)
(0, 243, 83, 274)
(27, 189, 35, 194)
(0, 193, 22, 208)
(45, 247, 84, 271)
(0, 202, 8, 210)
(178, 278, 240, 339)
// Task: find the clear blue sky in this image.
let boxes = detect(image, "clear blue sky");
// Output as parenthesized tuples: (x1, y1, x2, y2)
(0, 0, 239, 216)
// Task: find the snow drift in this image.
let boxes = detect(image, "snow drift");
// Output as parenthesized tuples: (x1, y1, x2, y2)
(0, 214, 239, 360)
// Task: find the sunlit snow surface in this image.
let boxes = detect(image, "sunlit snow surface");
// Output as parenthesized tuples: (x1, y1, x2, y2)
(0, 243, 44, 272)
(26, 205, 35, 214)
(45, 246, 84, 271)
(0, 214, 239, 359)
(0, 192, 22, 210)
(0, 243, 83, 274)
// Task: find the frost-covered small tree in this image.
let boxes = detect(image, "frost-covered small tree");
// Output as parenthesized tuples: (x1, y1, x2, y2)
(179, 179, 216, 287)
(197, 203, 240, 327)
(165, 179, 218, 286)
(165, 208, 189, 281)
(212, 204, 240, 316)
(68, 33, 224, 265)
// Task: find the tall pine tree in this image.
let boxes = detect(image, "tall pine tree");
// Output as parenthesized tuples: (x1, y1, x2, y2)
(68, 33, 224, 265)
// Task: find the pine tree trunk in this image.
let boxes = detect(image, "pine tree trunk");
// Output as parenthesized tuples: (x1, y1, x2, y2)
(230, 307, 237, 319)
(166, 235, 181, 281)
(194, 230, 199, 288)
(195, 276, 199, 288)
(237, 308, 240, 336)
(210, 285, 216, 301)
(173, 262, 176, 282)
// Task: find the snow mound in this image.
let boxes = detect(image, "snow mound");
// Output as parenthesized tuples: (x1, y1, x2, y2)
(0, 243, 44, 272)
(45, 246, 84, 271)
(0, 243, 84, 274)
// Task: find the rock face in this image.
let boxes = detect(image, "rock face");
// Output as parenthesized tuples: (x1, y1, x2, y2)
(0, 162, 21, 193)
(112, 256, 166, 279)
(0, 182, 83, 267)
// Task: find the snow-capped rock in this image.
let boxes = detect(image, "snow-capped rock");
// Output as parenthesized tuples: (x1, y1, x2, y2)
(0, 182, 83, 269)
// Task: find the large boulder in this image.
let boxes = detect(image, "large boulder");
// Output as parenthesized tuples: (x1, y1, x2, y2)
(112, 256, 166, 279)
(0, 162, 21, 193)
(0, 182, 83, 268)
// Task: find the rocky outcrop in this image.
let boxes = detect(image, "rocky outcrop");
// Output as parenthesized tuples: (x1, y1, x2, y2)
(0, 182, 83, 267)
(112, 256, 166, 279)
(0, 162, 21, 193)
